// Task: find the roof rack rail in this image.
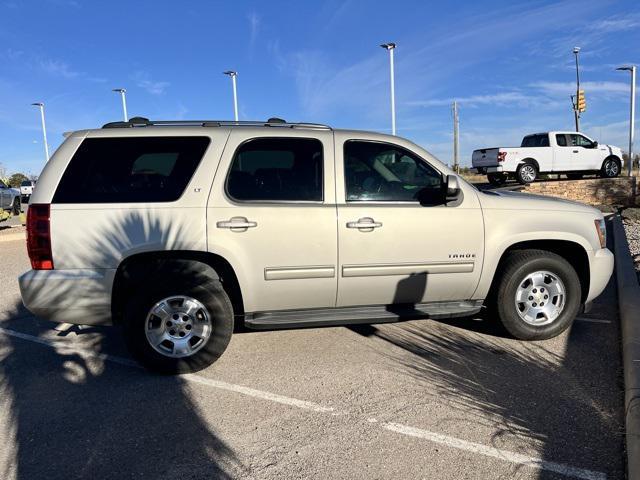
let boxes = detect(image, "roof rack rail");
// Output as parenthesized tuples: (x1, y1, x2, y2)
(102, 117, 331, 130)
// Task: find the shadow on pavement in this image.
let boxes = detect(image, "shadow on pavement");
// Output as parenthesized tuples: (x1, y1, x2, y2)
(0, 301, 242, 480)
(348, 278, 624, 478)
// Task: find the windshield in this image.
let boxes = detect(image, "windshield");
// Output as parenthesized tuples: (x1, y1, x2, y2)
(20, 180, 32, 186)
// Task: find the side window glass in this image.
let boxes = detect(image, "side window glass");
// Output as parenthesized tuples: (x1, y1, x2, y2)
(556, 134, 568, 147)
(540, 135, 550, 147)
(344, 141, 442, 202)
(577, 135, 593, 148)
(568, 134, 579, 147)
(226, 137, 323, 202)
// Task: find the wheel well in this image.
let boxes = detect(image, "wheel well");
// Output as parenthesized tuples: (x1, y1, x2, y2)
(603, 155, 621, 168)
(519, 158, 539, 171)
(111, 251, 244, 326)
(493, 240, 589, 303)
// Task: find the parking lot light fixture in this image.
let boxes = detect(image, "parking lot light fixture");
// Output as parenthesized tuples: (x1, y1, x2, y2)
(573, 47, 581, 132)
(617, 65, 637, 176)
(380, 43, 396, 135)
(223, 71, 239, 122)
(112, 88, 128, 122)
(31, 102, 49, 162)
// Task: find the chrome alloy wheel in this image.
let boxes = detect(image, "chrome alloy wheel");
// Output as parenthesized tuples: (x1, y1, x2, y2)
(145, 295, 212, 358)
(520, 165, 536, 183)
(514, 271, 566, 326)
(605, 159, 619, 177)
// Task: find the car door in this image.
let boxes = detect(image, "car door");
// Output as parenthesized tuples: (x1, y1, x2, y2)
(206, 129, 338, 314)
(567, 134, 599, 170)
(334, 133, 484, 308)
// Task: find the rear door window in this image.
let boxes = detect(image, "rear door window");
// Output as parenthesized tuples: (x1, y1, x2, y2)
(555, 134, 568, 146)
(226, 137, 323, 202)
(521, 134, 549, 147)
(53, 136, 210, 203)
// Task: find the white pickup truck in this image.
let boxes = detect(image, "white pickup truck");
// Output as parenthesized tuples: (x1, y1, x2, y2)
(472, 132, 624, 186)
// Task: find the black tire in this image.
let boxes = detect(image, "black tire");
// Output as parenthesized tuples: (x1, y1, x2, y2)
(491, 249, 581, 340)
(566, 173, 583, 180)
(600, 157, 621, 178)
(123, 262, 234, 374)
(487, 173, 507, 187)
(515, 162, 537, 185)
(11, 198, 20, 216)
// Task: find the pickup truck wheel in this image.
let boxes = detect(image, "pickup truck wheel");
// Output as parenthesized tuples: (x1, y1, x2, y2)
(11, 198, 20, 216)
(493, 250, 581, 340)
(601, 157, 620, 178)
(123, 276, 233, 374)
(487, 173, 507, 187)
(515, 162, 537, 185)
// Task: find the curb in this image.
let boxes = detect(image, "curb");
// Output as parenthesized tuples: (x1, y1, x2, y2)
(612, 214, 640, 479)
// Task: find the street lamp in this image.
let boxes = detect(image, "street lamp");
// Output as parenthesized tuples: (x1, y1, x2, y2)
(573, 47, 581, 132)
(617, 65, 637, 176)
(112, 88, 128, 121)
(31, 102, 49, 162)
(223, 71, 239, 121)
(380, 43, 396, 135)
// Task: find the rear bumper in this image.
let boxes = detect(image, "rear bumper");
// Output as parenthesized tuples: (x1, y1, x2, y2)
(19, 268, 116, 325)
(586, 248, 614, 303)
(475, 166, 503, 174)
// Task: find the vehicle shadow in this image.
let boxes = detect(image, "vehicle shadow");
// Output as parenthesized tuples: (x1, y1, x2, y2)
(0, 301, 243, 480)
(348, 278, 624, 478)
(0, 208, 246, 479)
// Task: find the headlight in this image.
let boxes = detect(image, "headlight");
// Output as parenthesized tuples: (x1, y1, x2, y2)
(594, 218, 606, 249)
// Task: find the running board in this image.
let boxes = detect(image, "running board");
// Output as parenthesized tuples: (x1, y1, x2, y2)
(244, 300, 483, 330)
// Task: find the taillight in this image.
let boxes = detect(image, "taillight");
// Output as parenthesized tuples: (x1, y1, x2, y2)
(497, 151, 507, 162)
(26, 203, 54, 270)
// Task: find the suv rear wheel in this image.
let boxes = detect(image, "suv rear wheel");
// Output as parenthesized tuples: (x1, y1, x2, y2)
(491, 250, 581, 340)
(123, 267, 233, 374)
(515, 162, 537, 185)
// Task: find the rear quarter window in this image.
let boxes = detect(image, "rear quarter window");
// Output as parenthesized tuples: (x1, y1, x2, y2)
(53, 136, 210, 203)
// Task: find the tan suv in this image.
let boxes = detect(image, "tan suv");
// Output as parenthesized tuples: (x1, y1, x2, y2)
(19, 117, 614, 373)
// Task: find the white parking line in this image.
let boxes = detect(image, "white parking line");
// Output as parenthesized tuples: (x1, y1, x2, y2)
(383, 423, 606, 480)
(0, 326, 606, 480)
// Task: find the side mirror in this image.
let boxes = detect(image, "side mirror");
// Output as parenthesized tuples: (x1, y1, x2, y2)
(593, 141, 598, 148)
(446, 175, 461, 202)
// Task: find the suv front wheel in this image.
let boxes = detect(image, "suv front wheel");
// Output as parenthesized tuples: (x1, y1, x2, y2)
(123, 267, 234, 374)
(491, 250, 581, 340)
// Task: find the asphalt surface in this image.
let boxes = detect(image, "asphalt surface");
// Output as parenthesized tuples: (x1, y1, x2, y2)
(0, 231, 625, 479)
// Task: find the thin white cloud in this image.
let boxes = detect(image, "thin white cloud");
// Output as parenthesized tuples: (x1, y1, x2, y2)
(39, 59, 80, 79)
(590, 15, 640, 33)
(530, 81, 629, 95)
(132, 71, 170, 95)
(408, 92, 536, 108)
(248, 11, 260, 47)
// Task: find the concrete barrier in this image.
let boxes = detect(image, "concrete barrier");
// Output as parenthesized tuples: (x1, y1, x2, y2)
(612, 214, 640, 479)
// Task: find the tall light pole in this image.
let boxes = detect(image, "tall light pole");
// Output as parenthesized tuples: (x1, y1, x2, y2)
(223, 71, 239, 121)
(380, 43, 396, 135)
(31, 102, 49, 162)
(112, 88, 128, 121)
(617, 65, 637, 176)
(573, 47, 581, 132)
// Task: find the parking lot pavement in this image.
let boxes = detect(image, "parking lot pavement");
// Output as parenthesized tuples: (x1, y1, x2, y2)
(0, 236, 624, 479)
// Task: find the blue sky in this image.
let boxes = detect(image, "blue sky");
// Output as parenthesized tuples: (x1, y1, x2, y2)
(0, 0, 638, 175)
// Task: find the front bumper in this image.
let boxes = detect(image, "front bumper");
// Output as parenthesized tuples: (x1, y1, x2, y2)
(586, 248, 614, 303)
(19, 268, 116, 325)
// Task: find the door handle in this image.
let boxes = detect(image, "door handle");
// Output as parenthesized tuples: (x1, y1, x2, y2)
(346, 217, 382, 230)
(572, 150, 579, 153)
(216, 216, 257, 231)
